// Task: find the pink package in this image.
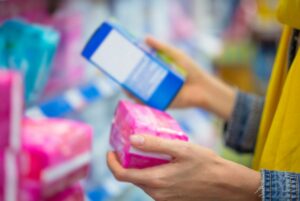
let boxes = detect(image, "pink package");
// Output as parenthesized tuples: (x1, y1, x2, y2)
(0, 150, 20, 201)
(21, 118, 93, 199)
(0, 0, 49, 23)
(21, 165, 89, 201)
(110, 100, 189, 169)
(0, 70, 23, 151)
(43, 12, 85, 98)
(46, 183, 85, 201)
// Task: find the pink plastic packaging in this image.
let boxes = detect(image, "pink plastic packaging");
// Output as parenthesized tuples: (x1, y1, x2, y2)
(0, 70, 23, 151)
(46, 184, 85, 201)
(0, 150, 20, 201)
(110, 100, 189, 169)
(0, 0, 49, 23)
(21, 118, 93, 199)
(43, 12, 85, 98)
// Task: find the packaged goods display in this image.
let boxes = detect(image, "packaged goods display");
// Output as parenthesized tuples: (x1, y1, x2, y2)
(0, 19, 59, 103)
(46, 184, 85, 201)
(0, 70, 23, 151)
(0, 150, 20, 201)
(22, 118, 93, 199)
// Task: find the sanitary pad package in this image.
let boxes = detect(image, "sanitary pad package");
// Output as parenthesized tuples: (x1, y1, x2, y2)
(22, 118, 93, 199)
(0, 70, 23, 151)
(82, 21, 185, 110)
(44, 12, 85, 98)
(0, 150, 20, 201)
(110, 100, 189, 169)
(46, 184, 85, 201)
(0, 19, 60, 103)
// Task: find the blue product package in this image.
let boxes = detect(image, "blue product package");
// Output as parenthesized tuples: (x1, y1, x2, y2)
(0, 19, 60, 103)
(0, 33, 6, 67)
(82, 21, 185, 110)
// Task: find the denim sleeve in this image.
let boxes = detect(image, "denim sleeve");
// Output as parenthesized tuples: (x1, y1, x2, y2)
(224, 91, 264, 153)
(262, 170, 300, 201)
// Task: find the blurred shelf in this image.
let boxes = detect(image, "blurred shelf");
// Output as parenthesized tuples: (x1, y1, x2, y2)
(26, 78, 119, 118)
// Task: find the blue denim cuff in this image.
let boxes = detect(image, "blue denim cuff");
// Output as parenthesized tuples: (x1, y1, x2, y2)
(262, 170, 300, 201)
(224, 91, 264, 153)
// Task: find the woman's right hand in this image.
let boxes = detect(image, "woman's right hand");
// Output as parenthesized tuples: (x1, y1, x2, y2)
(146, 37, 237, 120)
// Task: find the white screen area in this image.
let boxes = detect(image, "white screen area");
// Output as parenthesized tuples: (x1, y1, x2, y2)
(91, 30, 144, 83)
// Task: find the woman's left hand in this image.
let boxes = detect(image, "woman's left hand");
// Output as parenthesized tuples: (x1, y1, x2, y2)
(107, 135, 261, 201)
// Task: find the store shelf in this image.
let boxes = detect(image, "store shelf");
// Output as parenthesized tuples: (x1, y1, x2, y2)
(26, 78, 118, 119)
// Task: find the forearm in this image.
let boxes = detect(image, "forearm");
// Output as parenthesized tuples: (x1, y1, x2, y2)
(219, 168, 300, 201)
(218, 158, 261, 201)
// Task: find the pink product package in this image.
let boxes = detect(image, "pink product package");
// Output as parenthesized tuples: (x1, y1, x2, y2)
(43, 12, 85, 97)
(46, 183, 85, 201)
(110, 100, 189, 169)
(0, 150, 20, 201)
(21, 118, 93, 199)
(0, 0, 49, 23)
(0, 70, 23, 151)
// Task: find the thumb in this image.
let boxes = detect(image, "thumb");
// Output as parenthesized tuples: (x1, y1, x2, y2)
(130, 134, 185, 158)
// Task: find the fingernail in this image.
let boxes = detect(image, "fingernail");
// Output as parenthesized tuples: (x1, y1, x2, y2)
(130, 135, 145, 146)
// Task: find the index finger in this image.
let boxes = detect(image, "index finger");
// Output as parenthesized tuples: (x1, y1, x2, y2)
(130, 134, 187, 158)
(145, 36, 185, 62)
(107, 151, 172, 187)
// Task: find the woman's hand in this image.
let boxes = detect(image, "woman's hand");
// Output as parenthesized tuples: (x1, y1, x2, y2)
(107, 135, 261, 201)
(146, 37, 236, 120)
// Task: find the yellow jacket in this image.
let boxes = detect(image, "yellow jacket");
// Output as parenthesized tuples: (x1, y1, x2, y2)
(253, 0, 300, 172)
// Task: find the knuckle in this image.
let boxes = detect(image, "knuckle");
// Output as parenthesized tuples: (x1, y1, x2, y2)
(179, 143, 192, 155)
(178, 142, 197, 159)
(115, 170, 126, 181)
(152, 179, 168, 188)
(151, 191, 163, 201)
(150, 173, 169, 188)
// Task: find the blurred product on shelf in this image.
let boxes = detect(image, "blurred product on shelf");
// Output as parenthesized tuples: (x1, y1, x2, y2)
(0, 70, 23, 201)
(82, 21, 185, 111)
(110, 100, 189, 169)
(0, 19, 60, 104)
(169, 1, 196, 41)
(0, 35, 6, 66)
(214, 41, 257, 93)
(26, 78, 118, 119)
(0, 0, 50, 23)
(250, 1, 280, 94)
(0, 70, 23, 151)
(46, 183, 85, 201)
(0, 150, 20, 201)
(214, 0, 280, 94)
(86, 175, 128, 201)
(252, 40, 277, 93)
(21, 118, 93, 200)
(223, 0, 256, 40)
(43, 11, 86, 98)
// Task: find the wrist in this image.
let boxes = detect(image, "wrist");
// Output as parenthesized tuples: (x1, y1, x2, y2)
(218, 159, 261, 201)
(200, 73, 237, 120)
